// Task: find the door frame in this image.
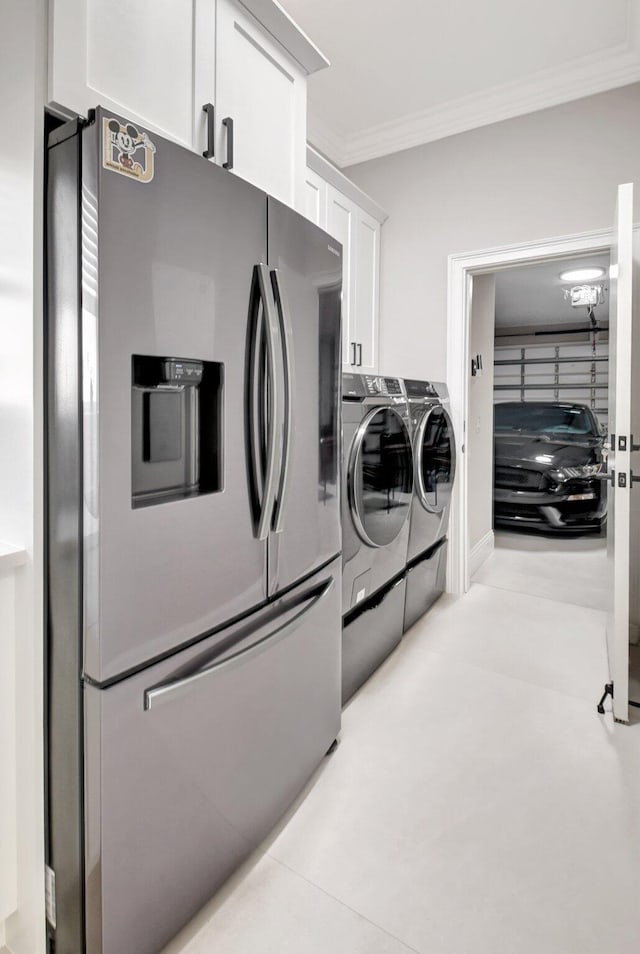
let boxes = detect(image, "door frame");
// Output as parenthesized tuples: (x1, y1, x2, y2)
(445, 227, 614, 595)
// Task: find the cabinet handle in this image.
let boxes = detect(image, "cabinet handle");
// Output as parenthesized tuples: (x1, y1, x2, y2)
(357, 342, 362, 367)
(222, 116, 234, 170)
(202, 103, 215, 159)
(351, 342, 356, 366)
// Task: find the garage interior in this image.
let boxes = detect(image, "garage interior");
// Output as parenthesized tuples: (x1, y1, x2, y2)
(469, 253, 610, 612)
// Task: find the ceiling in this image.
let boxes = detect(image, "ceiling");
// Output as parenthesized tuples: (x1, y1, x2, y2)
(494, 253, 611, 329)
(281, 0, 640, 167)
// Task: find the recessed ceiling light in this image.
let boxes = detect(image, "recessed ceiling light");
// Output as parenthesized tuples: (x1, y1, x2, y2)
(559, 266, 606, 282)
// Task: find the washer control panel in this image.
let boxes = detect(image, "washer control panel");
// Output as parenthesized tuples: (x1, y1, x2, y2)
(404, 379, 438, 398)
(363, 375, 403, 396)
(343, 373, 405, 399)
(383, 377, 403, 395)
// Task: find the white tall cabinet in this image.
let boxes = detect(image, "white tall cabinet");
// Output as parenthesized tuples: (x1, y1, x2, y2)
(305, 147, 387, 375)
(48, 0, 328, 209)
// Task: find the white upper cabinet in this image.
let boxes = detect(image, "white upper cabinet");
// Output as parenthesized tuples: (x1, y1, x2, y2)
(303, 167, 327, 228)
(306, 147, 387, 375)
(49, 0, 328, 208)
(214, 0, 306, 207)
(326, 187, 355, 371)
(49, 0, 201, 149)
(352, 209, 380, 374)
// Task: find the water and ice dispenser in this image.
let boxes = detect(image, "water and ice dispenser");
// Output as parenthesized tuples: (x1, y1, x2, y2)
(132, 355, 223, 507)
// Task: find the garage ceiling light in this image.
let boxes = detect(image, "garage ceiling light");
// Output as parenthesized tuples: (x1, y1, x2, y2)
(559, 266, 606, 282)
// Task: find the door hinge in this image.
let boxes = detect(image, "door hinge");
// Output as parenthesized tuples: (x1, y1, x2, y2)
(618, 435, 627, 451)
(618, 472, 627, 488)
(45, 864, 57, 930)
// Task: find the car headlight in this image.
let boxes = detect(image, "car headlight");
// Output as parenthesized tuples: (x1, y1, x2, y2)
(549, 463, 602, 482)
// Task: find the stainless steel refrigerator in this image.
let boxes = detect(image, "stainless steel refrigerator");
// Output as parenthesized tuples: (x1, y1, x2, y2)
(45, 108, 342, 954)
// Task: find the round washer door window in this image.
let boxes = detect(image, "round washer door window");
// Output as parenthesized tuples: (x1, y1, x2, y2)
(416, 405, 455, 513)
(349, 407, 413, 547)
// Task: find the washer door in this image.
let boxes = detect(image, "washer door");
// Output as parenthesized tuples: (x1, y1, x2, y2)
(349, 407, 413, 547)
(415, 405, 455, 514)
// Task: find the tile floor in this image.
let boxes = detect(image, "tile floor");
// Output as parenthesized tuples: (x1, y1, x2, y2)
(472, 529, 609, 611)
(163, 530, 640, 954)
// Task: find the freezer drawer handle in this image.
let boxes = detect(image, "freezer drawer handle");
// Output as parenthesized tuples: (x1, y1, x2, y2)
(270, 269, 294, 533)
(143, 577, 334, 711)
(202, 103, 215, 159)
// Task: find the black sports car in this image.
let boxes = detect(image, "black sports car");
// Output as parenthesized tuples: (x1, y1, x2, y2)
(493, 401, 607, 533)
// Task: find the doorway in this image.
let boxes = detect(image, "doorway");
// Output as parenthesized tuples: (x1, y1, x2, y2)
(446, 228, 613, 596)
(469, 253, 610, 611)
(447, 210, 640, 723)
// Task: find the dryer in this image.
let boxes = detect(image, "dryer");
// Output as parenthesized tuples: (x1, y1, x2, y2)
(341, 373, 413, 702)
(403, 380, 456, 631)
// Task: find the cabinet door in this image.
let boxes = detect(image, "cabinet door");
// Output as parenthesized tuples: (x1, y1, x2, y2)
(215, 0, 307, 209)
(352, 210, 380, 374)
(303, 168, 327, 228)
(49, 0, 208, 150)
(326, 186, 355, 371)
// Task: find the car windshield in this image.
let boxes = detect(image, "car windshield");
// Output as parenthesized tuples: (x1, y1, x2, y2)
(494, 403, 597, 437)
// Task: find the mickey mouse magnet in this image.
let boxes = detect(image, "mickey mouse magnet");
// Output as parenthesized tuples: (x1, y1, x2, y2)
(103, 116, 156, 183)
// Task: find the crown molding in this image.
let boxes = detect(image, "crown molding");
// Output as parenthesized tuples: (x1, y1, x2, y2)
(312, 5, 640, 169)
(341, 43, 640, 167)
(238, 0, 329, 74)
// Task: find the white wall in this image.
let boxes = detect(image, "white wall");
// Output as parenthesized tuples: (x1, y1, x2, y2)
(468, 274, 495, 557)
(347, 83, 640, 380)
(0, 0, 47, 951)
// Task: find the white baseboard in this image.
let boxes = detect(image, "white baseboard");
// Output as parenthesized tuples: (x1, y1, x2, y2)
(469, 530, 494, 578)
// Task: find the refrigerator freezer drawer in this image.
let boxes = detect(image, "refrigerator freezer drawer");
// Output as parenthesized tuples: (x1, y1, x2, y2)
(83, 557, 341, 954)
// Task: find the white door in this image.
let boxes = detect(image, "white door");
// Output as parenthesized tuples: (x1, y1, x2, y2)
(352, 210, 380, 374)
(303, 168, 327, 228)
(605, 182, 637, 723)
(326, 186, 355, 370)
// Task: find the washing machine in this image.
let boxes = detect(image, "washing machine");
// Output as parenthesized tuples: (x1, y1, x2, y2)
(341, 373, 413, 703)
(403, 380, 456, 631)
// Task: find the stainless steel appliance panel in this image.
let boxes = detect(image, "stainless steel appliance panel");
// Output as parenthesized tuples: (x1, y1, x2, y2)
(83, 111, 270, 681)
(342, 574, 406, 706)
(403, 538, 447, 632)
(266, 199, 342, 595)
(45, 122, 85, 954)
(84, 558, 341, 954)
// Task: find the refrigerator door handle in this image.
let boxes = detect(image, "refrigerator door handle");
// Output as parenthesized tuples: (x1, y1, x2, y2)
(255, 264, 284, 540)
(144, 577, 334, 710)
(270, 269, 293, 533)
